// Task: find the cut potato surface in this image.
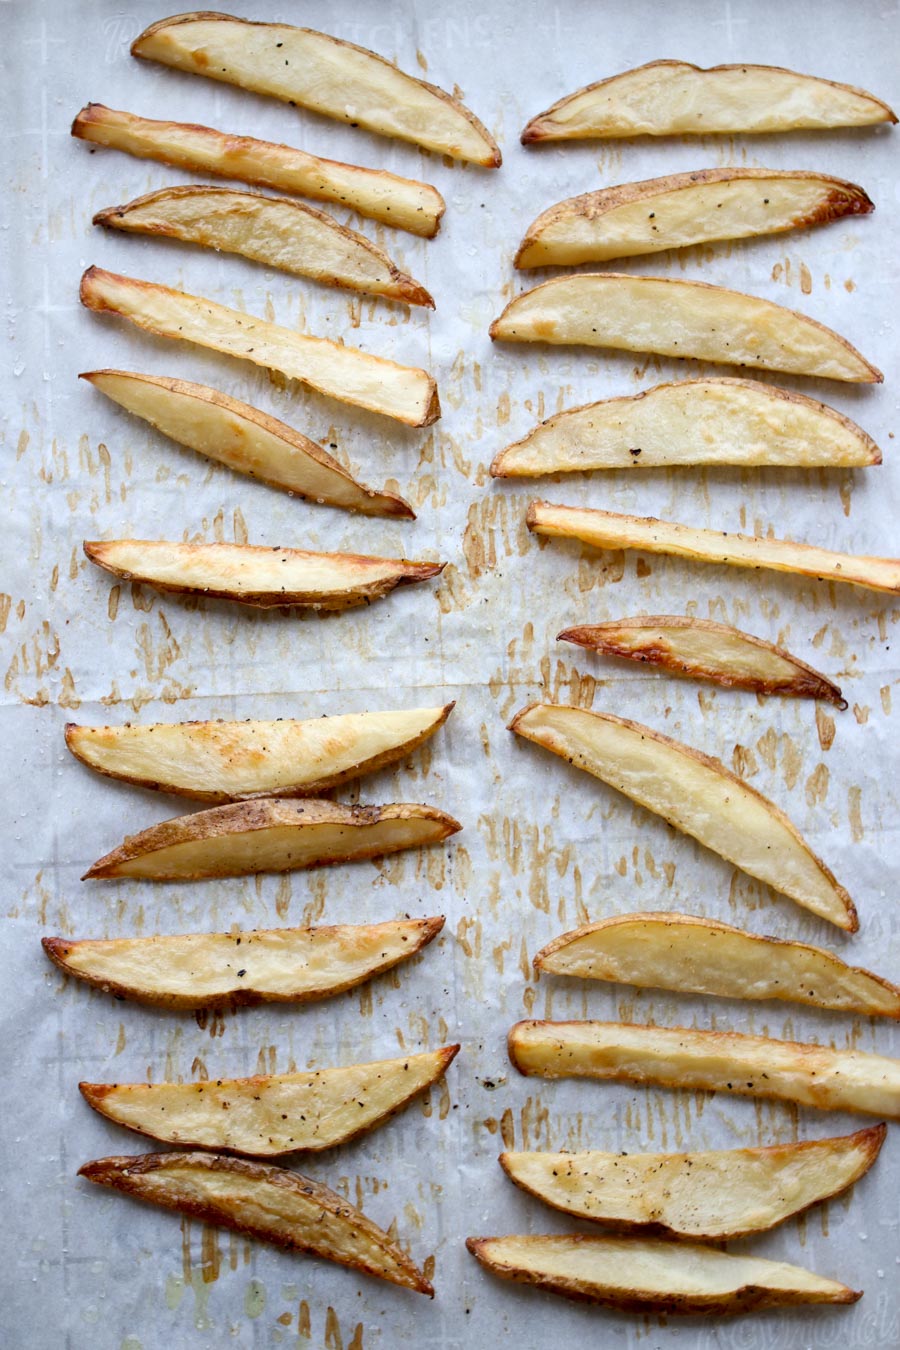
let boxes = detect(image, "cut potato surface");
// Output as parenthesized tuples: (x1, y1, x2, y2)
(510, 704, 855, 930)
(80, 1152, 433, 1294)
(132, 12, 500, 166)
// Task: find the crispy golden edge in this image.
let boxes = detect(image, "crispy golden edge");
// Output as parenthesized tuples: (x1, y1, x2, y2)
(79, 1151, 433, 1295)
(508, 703, 857, 932)
(42, 916, 445, 1010)
(558, 615, 846, 707)
(131, 12, 501, 168)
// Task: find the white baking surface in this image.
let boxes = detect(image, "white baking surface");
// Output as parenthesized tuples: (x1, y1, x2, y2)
(2, 0, 899, 1346)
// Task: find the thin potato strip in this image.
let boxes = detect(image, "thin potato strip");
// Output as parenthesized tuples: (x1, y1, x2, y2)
(509, 704, 855, 930)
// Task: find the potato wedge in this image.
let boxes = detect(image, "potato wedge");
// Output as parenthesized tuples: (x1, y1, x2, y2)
(466, 1234, 859, 1314)
(535, 913, 900, 1017)
(65, 705, 454, 801)
(521, 59, 896, 142)
(490, 274, 881, 383)
(80, 1152, 432, 1295)
(528, 500, 900, 596)
(80, 268, 440, 426)
(81, 371, 414, 517)
(80, 1046, 459, 1155)
(509, 704, 855, 930)
(508, 1020, 900, 1118)
(71, 104, 445, 237)
(83, 539, 443, 611)
(491, 378, 881, 475)
(94, 187, 434, 306)
(516, 169, 873, 267)
(132, 12, 500, 167)
(500, 1125, 886, 1240)
(42, 916, 445, 1010)
(559, 616, 845, 706)
(83, 798, 461, 881)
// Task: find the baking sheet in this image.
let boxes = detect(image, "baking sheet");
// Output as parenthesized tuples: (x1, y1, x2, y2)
(2, 0, 899, 1345)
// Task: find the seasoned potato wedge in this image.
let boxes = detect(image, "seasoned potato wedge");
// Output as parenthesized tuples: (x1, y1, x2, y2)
(521, 59, 896, 142)
(80, 1152, 432, 1294)
(81, 371, 414, 517)
(65, 705, 454, 801)
(81, 1046, 459, 1155)
(84, 539, 443, 611)
(535, 913, 900, 1016)
(83, 798, 461, 881)
(80, 268, 440, 426)
(94, 187, 433, 306)
(500, 1126, 886, 1240)
(528, 501, 900, 596)
(490, 274, 881, 382)
(559, 616, 845, 706)
(510, 704, 855, 930)
(42, 916, 445, 1010)
(71, 104, 445, 237)
(466, 1234, 859, 1314)
(508, 1020, 900, 1118)
(132, 12, 500, 167)
(491, 379, 881, 475)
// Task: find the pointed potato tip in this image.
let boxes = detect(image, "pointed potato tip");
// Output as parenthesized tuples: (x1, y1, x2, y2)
(41, 935, 67, 960)
(441, 1043, 462, 1069)
(520, 120, 548, 144)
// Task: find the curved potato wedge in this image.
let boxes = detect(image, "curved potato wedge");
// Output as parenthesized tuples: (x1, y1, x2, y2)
(80, 1046, 459, 1155)
(71, 104, 445, 238)
(491, 378, 881, 475)
(80, 268, 441, 426)
(81, 371, 414, 518)
(83, 798, 462, 881)
(65, 705, 454, 801)
(535, 913, 900, 1016)
(83, 539, 443, 611)
(528, 501, 900, 596)
(508, 1020, 900, 1118)
(94, 187, 433, 306)
(132, 12, 500, 167)
(490, 274, 881, 383)
(42, 916, 445, 1010)
(521, 59, 896, 142)
(466, 1234, 859, 1314)
(500, 1126, 886, 1240)
(516, 169, 873, 267)
(509, 704, 855, 930)
(558, 616, 845, 706)
(80, 1152, 432, 1295)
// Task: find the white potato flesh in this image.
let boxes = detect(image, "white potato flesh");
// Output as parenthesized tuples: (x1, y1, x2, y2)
(510, 704, 855, 929)
(80, 268, 440, 426)
(132, 14, 500, 166)
(508, 1020, 900, 1118)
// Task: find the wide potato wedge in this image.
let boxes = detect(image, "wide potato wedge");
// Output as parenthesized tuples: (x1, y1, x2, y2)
(535, 913, 900, 1017)
(521, 59, 896, 142)
(466, 1234, 859, 1314)
(490, 274, 881, 382)
(71, 104, 445, 237)
(83, 798, 461, 881)
(508, 1020, 900, 1118)
(510, 704, 855, 930)
(80, 1046, 459, 1155)
(81, 371, 414, 517)
(528, 501, 900, 596)
(80, 268, 440, 426)
(83, 539, 443, 611)
(80, 1152, 432, 1294)
(42, 916, 445, 1010)
(65, 705, 454, 801)
(500, 1126, 886, 1239)
(94, 187, 433, 306)
(132, 12, 500, 166)
(559, 616, 845, 706)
